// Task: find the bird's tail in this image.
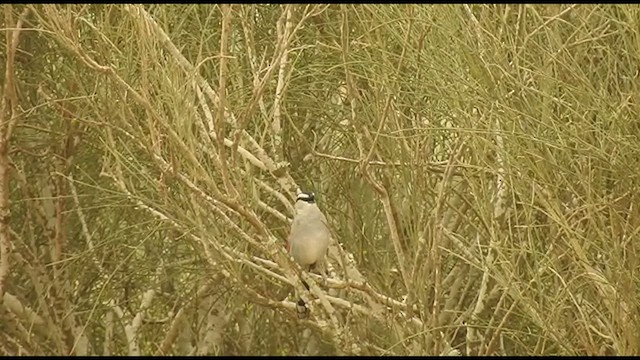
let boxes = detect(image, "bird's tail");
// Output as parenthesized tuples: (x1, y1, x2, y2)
(296, 279, 310, 317)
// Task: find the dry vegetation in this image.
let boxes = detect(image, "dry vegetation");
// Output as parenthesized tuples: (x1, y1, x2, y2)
(1, 4, 640, 356)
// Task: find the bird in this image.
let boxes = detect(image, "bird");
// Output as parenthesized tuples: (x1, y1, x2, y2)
(287, 191, 331, 312)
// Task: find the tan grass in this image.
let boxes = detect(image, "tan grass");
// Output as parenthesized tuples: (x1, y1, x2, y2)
(1, 3, 639, 355)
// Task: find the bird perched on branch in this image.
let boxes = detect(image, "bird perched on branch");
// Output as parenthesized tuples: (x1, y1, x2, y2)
(287, 191, 331, 313)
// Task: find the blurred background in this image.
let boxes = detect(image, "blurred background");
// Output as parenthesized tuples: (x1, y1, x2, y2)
(1, 4, 639, 355)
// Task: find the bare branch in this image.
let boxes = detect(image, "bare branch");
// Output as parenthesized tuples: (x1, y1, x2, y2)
(272, 5, 293, 162)
(215, 4, 237, 197)
(124, 290, 156, 356)
(0, 4, 29, 302)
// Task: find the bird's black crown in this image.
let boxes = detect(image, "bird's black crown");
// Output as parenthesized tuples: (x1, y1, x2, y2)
(296, 192, 316, 203)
